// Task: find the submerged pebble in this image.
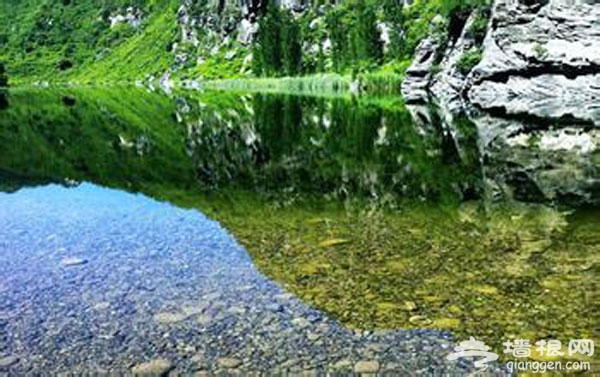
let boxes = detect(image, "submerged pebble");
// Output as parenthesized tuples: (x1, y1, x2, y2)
(0, 356, 19, 369)
(131, 358, 172, 375)
(61, 257, 88, 267)
(354, 360, 380, 374)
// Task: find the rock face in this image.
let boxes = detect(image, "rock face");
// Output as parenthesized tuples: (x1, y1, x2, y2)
(430, 12, 481, 113)
(401, 38, 438, 103)
(403, 0, 600, 127)
(469, 0, 600, 124)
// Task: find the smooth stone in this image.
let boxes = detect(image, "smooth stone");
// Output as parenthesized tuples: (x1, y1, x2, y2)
(92, 302, 110, 310)
(153, 312, 188, 324)
(131, 358, 172, 375)
(354, 360, 380, 374)
(330, 359, 352, 370)
(217, 357, 242, 369)
(0, 356, 19, 368)
(409, 315, 432, 326)
(61, 257, 88, 267)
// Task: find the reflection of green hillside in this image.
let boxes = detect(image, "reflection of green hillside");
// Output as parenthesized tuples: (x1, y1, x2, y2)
(0, 88, 597, 363)
(0, 87, 195, 192)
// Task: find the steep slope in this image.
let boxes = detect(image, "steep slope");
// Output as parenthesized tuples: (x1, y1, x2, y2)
(0, 0, 179, 82)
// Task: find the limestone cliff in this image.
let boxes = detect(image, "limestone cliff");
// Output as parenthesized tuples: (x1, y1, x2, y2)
(403, 0, 600, 126)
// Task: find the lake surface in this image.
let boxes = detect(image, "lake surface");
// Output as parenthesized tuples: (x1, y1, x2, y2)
(0, 87, 597, 374)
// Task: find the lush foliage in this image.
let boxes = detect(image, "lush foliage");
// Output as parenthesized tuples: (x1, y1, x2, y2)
(252, 2, 303, 77)
(325, 0, 383, 74)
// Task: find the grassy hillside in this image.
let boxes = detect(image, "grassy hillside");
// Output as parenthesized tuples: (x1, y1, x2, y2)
(0, 0, 490, 86)
(0, 0, 178, 83)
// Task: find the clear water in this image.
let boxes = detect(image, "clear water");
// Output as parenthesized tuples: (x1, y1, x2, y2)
(0, 87, 597, 374)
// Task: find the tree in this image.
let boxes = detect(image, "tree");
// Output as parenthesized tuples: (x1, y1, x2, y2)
(281, 11, 302, 76)
(381, 0, 406, 59)
(252, 1, 303, 77)
(0, 62, 8, 87)
(326, 0, 383, 73)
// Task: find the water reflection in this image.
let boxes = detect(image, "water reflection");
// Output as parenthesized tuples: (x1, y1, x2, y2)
(178, 92, 484, 205)
(0, 87, 597, 371)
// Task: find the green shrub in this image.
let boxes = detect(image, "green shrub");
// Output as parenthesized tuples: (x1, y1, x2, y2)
(533, 43, 548, 60)
(457, 48, 482, 75)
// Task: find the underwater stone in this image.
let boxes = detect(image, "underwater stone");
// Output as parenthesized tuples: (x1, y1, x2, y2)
(0, 356, 19, 369)
(217, 357, 242, 369)
(131, 358, 172, 375)
(354, 360, 380, 374)
(61, 257, 88, 267)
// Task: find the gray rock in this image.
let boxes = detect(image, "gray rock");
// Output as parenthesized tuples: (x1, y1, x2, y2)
(401, 38, 438, 103)
(354, 360, 380, 374)
(469, 0, 600, 124)
(430, 11, 482, 113)
(131, 359, 172, 375)
(217, 357, 242, 369)
(330, 359, 352, 371)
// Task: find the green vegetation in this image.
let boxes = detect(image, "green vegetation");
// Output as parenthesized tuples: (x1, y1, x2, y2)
(533, 43, 549, 60)
(466, 8, 491, 44)
(325, 0, 383, 74)
(457, 47, 483, 75)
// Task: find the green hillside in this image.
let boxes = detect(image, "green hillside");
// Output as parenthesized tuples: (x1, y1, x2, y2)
(0, 0, 490, 85)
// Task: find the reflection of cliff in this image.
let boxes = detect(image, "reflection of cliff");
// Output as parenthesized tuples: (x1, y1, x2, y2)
(407, 104, 600, 206)
(473, 116, 600, 206)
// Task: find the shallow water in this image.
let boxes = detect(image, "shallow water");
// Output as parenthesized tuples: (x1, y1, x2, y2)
(0, 87, 597, 374)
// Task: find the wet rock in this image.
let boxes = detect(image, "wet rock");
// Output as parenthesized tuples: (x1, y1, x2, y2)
(409, 315, 432, 326)
(92, 302, 110, 310)
(330, 359, 352, 371)
(217, 357, 242, 369)
(354, 360, 380, 374)
(131, 358, 172, 375)
(401, 301, 417, 311)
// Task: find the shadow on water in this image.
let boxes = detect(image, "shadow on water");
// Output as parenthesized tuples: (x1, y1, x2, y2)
(0, 86, 598, 372)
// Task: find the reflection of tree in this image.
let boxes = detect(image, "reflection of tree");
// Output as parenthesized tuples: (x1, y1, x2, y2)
(182, 92, 483, 204)
(0, 89, 8, 110)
